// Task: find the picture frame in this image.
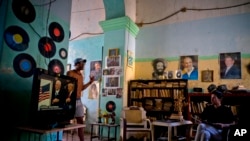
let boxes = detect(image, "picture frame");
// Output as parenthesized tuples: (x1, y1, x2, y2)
(108, 48, 119, 56)
(106, 55, 121, 68)
(201, 70, 213, 82)
(104, 76, 120, 88)
(127, 50, 134, 68)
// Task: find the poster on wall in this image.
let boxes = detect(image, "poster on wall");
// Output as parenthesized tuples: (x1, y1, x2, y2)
(127, 50, 134, 68)
(179, 55, 198, 80)
(219, 52, 241, 79)
(88, 81, 99, 99)
(90, 60, 102, 81)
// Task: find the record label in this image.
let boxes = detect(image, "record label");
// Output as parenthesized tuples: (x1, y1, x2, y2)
(59, 48, 67, 59)
(38, 37, 56, 58)
(49, 22, 64, 42)
(12, 0, 36, 23)
(13, 53, 36, 78)
(4, 26, 29, 51)
(48, 59, 64, 74)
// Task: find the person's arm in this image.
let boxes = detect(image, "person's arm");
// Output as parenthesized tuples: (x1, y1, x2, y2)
(82, 75, 94, 90)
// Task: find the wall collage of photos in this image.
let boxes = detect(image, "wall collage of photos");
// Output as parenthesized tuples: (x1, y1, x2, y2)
(102, 48, 123, 98)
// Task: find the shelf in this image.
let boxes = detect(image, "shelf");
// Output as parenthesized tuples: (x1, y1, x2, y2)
(128, 79, 188, 121)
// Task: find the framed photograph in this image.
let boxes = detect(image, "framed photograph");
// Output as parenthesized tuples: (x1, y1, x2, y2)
(201, 70, 214, 82)
(108, 48, 119, 56)
(90, 60, 102, 81)
(104, 76, 120, 88)
(219, 52, 241, 79)
(106, 55, 121, 67)
(179, 55, 198, 80)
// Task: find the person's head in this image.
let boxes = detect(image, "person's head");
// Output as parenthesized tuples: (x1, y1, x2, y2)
(67, 83, 74, 92)
(74, 58, 87, 71)
(224, 55, 235, 67)
(211, 90, 223, 106)
(55, 80, 62, 90)
(152, 58, 167, 75)
(182, 56, 193, 71)
(94, 61, 101, 70)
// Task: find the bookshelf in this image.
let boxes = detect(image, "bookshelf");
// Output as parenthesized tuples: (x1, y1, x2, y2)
(128, 79, 188, 121)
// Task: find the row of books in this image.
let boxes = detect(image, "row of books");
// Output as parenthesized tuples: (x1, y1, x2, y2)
(130, 81, 187, 88)
(130, 89, 185, 99)
(191, 101, 240, 116)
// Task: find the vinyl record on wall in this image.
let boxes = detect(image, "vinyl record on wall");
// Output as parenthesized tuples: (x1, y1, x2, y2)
(59, 48, 67, 59)
(4, 25, 29, 51)
(49, 22, 64, 42)
(38, 37, 56, 58)
(48, 59, 64, 74)
(106, 101, 116, 112)
(13, 53, 36, 78)
(12, 0, 36, 23)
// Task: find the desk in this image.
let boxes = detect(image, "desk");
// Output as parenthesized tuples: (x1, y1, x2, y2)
(152, 120, 192, 141)
(90, 123, 119, 141)
(17, 123, 86, 141)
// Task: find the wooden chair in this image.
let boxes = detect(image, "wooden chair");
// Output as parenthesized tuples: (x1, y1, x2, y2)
(120, 106, 153, 141)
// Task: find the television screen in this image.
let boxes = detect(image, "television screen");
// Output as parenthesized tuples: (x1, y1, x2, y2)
(30, 68, 77, 129)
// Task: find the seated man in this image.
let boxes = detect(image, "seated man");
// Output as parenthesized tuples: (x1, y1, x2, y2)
(194, 89, 235, 141)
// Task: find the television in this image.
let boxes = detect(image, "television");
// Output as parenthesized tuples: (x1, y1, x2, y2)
(30, 68, 77, 129)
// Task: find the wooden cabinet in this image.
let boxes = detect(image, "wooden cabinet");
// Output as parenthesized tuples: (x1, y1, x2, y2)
(128, 79, 188, 121)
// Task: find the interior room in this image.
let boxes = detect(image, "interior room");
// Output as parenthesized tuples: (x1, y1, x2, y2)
(1, 0, 250, 141)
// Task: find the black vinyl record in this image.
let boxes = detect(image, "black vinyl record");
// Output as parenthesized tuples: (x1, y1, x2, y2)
(4, 25, 29, 51)
(106, 101, 116, 112)
(13, 53, 36, 78)
(12, 0, 36, 23)
(48, 59, 64, 74)
(49, 22, 64, 42)
(59, 48, 67, 59)
(38, 37, 56, 58)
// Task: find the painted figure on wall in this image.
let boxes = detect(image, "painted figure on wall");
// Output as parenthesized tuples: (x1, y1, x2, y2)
(220, 52, 241, 79)
(180, 55, 198, 80)
(152, 58, 167, 79)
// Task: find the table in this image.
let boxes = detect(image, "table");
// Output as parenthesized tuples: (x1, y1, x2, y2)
(17, 123, 86, 141)
(90, 123, 119, 141)
(152, 120, 192, 141)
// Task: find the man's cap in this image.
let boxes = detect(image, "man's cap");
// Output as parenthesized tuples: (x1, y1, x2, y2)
(207, 84, 217, 93)
(212, 90, 223, 99)
(74, 58, 86, 65)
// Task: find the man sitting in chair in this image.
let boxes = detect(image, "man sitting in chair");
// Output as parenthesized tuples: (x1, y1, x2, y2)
(194, 89, 235, 141)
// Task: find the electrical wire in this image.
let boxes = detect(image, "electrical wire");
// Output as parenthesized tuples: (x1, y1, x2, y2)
(137, 2, 250, 26)
(69, 32, 103, 41)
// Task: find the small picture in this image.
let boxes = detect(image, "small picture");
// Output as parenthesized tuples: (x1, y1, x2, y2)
(127, 50, 134, 68)
(90, 60, 102, 81)
(108, 48, 119, 56)
(180, 55, 198, 80)
(106, 55, 121, 67)
(104, 76, 120, 88)
(116, 88, 123, 98)
(201, 70, 213, 82)
(219, 52, 241, 79)
(67, 64, 71, 71)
